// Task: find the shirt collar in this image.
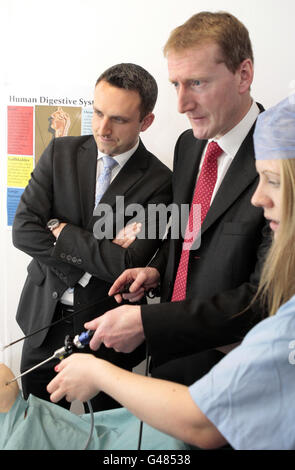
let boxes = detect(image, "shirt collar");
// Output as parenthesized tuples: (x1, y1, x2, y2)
(97, 139, 140, 168)
(212, 101, 260, 158)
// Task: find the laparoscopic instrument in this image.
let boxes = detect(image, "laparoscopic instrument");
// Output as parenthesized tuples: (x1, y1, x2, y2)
(2, 283, 159, 449)
(5, 329, 95, 386)
(5, 328, 96, 450)
(1, 283, 159, 352)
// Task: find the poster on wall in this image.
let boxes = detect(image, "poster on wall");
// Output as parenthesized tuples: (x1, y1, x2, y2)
(6, 94, 93, 226)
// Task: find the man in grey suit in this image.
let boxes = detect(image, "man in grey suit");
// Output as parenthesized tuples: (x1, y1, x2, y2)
(12, 63, 172, 411)
(86, 12, 271, 385)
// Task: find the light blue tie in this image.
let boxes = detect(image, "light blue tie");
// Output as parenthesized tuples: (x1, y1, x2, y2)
(94, 156, 118, 208)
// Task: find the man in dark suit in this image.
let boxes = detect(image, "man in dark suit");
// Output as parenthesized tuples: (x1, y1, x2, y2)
(86, 12, 270, 385)
(12, 63, 172, 410)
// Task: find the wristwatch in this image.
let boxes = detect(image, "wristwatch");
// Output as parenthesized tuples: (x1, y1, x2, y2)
(47, 218, 60, 231)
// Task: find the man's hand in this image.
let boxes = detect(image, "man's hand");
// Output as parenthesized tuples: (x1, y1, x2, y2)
(51, 221, 141, 246)
(52, 222, 67, 239)
(112, 222, 142, 248)
(84, 304, 145, 353)
(109, 267, 160, 303)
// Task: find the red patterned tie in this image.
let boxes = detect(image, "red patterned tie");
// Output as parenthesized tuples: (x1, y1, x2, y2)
(171, 141, 223, 301)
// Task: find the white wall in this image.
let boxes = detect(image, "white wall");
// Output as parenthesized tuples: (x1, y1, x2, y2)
(1, 0, 295, 375)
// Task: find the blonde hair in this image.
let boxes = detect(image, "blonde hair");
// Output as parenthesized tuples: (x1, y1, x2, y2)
(256, 159, 295, 316)
(163, 11, 254, 73)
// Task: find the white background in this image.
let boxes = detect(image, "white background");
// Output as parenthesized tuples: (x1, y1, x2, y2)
(1, 0, 295, 376)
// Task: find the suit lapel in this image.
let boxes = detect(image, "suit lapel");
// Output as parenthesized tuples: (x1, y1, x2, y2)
(174, 137, 206, 207)
(78, 139, 149, 230)
(170, 137, 205, 269)
(81, 139, 149, 233)
(77, 136, 97, 226)
(97, 139, 148, 208)
(201, 125, 257, 235)
(201, 104, 264, 235)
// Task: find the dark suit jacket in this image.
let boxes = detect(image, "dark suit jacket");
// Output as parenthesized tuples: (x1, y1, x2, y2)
(12, 135, 172, 369)
(141, 117, 271, 373)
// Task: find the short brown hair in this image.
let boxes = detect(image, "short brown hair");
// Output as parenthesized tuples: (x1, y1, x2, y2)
(164, 11, 254, 73)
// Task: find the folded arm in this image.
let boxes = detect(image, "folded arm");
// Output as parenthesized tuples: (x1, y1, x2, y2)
(51, 184, 171, 284)
(12, 138, 172, 285)
(12, 147, 84, 287)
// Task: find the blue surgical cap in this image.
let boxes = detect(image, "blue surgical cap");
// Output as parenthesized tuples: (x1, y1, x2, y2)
(254, 96, 295, 160)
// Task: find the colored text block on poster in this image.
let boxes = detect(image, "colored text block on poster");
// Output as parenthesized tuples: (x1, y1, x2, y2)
(7, 156, 33, 188)
(7, 106, 34, 156)
(7, 187, 24, 226)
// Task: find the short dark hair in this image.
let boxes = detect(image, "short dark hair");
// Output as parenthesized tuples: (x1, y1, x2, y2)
(96, 63, 158, 120)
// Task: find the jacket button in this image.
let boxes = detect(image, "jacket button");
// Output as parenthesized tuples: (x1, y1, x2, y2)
(52, 291, 58, 299)
(60, 253, 66, 259)
(66, 255, 72, 261)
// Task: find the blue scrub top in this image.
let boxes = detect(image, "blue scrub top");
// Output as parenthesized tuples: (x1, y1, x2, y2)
(189, 294, 295, 450)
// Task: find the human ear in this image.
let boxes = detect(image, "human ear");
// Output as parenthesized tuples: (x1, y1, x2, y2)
(140, 113, 155, 132)
(238, 59, 254, 93)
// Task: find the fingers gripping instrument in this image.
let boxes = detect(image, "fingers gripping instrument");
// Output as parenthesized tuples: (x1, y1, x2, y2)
(5, 330, 95, 386)
(123, 281, 160, 299)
